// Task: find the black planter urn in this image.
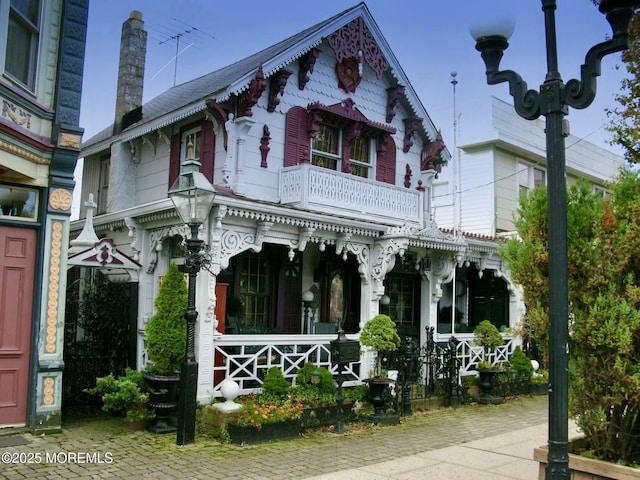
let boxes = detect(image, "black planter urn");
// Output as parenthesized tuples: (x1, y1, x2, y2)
(365, 377, 399, 424)
(476, 369, 504, 405)
(143, 373, 180, 433)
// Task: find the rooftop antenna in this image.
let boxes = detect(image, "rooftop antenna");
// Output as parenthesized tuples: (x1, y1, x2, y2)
(154, 18, 216, 87)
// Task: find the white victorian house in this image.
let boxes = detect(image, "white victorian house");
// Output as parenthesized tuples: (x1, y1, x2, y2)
(71, 3, 515, 404)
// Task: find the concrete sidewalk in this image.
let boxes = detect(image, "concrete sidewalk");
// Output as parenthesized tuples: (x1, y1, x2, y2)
(308, 419, 580, 480)
(0, 395, 573, 480)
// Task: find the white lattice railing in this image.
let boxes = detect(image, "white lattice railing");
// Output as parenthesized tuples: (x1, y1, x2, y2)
(212, 334, 363, 397)
(452, 336, 517, 375)
(279, 163, 423, 225)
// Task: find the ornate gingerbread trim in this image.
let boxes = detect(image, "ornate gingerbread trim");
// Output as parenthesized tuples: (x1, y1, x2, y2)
(327, 16, 389, 79)
(267, 69, 293, 113)
(298, 48, 321, 90)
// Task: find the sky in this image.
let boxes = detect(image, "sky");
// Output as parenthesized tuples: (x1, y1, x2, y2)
(75, 0, 631, 214)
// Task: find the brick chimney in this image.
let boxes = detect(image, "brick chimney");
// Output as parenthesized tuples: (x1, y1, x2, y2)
(114, 11, 147, 135)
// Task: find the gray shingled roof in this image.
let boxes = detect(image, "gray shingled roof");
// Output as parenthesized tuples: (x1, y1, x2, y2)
(81, 4, 357, 151)
(80, 2, 448, 163)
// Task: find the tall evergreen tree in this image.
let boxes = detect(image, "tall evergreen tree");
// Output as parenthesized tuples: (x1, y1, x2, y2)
(607, 11, 640, 163)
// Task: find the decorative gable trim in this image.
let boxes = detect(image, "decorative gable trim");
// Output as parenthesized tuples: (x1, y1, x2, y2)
(327, 16, 389, 79)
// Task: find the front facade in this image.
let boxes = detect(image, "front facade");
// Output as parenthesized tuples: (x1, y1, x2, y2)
(0, 0, 88, 431)
(75, 4, 515, 403)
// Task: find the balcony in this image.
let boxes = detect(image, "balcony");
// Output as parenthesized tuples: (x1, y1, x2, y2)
(279, 163, 423, 225)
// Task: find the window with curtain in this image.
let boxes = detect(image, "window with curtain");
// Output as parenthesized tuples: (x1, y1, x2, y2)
(311, 124, 340, 170)
(5, 0, 40, 91)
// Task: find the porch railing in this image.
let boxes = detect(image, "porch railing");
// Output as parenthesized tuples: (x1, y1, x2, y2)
(212, 334, 363, 397)
(279, 163, 423, 225)
(450, 335, 516, 375)
(210, 333, 515, 398)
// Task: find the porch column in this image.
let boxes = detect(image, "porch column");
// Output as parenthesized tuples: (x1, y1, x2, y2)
(196, 269, 216, 403)
(231, 117, 256, 196)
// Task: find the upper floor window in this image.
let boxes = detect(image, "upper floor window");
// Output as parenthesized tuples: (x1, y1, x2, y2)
(517, 161, 545, 196)
(310, 123, 374, 178)
(168, 120, 215, 189)
(311, 124, 339, 170)
(284, 104, 397, 185)
(182, 127, 201, 169)
(349, 136, 371, 178)
(5, 0, 40, 91)
(97, 155, 110, 215)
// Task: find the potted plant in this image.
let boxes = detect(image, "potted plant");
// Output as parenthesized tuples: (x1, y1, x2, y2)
(360, 314, 401, 421)
(84, 368, 154, 428)
(473, 320, 505, 404)
(144, 261, 187, 433)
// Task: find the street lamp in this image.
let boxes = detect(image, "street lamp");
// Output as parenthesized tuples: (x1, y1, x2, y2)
(169, 159, 216, 446)
(472, 2, 636, 478)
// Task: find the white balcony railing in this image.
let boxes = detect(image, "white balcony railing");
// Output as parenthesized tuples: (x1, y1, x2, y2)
(279, 163, 423, 225)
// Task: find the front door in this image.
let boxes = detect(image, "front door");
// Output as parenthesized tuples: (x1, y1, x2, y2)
(0, 226, 36, 425)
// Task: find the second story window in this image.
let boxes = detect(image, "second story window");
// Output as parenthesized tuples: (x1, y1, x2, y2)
(182, 127, 201, 169)
(5, 0, 40, 91)
(168, 120, 215, 189)
(349, 136, 371, 178)
(310, 123, 373, 178)
(98, 155, 110, 214)
(311, 125, 340, 170)
(517, 161, 545, 196)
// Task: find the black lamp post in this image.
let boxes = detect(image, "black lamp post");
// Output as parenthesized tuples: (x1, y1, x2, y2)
(472, 2, 636, 478)
(169, 159, 216, 446)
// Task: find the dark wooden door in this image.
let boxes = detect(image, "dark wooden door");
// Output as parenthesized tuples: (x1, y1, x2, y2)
(0, 226, 36, 425)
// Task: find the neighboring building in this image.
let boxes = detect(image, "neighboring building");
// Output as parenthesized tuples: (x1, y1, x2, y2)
(432, 96, 625, 340)
(434, 96, 625, 238)
(0, 0, 89, 431)
(73, 3, 515, 404)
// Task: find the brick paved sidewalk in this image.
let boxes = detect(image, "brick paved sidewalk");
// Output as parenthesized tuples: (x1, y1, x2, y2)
(0, 395, 547, 480)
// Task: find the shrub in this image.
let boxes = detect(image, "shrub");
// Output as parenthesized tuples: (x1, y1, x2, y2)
(360, 314, 400, 376)
(84, 368, 153, 422)
(509, 346, 534, 380)
(295, 363, 334, 394)
(261, 367, 291, 397)
(145, 262, 187, 375)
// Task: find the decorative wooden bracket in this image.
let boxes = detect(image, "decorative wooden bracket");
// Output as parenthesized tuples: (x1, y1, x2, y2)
(267, 69, 293, 112)
(238, 66, 267, 117)
(386, 85, 405, 123)
(403, 117, 422, 153)
(298, 48, 321, 90)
